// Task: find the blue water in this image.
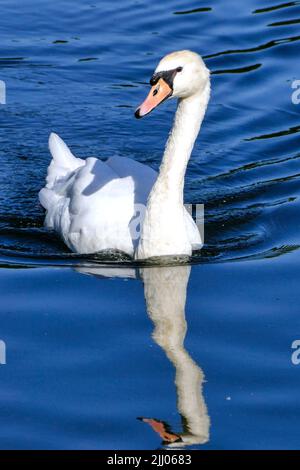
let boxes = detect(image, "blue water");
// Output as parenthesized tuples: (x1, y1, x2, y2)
(0, 0, 300, 449)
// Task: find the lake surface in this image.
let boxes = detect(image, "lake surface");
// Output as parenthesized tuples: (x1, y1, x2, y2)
(0, 0, 300, 449)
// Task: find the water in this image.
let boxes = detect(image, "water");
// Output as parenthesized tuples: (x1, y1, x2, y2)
(0, 0, 300, 449)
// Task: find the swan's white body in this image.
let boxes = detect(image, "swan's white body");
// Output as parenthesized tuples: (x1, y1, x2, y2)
(39, 51, 210, 259)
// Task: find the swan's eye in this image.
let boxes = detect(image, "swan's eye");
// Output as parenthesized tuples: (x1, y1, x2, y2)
(177, 67, 183, 72)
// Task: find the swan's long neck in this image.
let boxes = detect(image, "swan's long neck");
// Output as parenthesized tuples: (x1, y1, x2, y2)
(136, 80, 210, 260)
(152, 81, 210, 201)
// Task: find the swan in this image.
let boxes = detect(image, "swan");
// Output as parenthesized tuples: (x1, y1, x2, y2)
(39, 50, 210, 259)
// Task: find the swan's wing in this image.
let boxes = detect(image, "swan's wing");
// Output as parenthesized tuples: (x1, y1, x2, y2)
(106, 155, 157, 205)
(40, 157, 136, 254)
(46, 133, 85, 187)
(66, 157, 136, 254)
(39, 134, 153, 255)
(39, 133, 85, 210)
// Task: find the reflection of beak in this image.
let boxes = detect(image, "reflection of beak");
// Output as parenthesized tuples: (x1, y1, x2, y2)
(135, 78, 172, 119)
(137, 417, 182, 444)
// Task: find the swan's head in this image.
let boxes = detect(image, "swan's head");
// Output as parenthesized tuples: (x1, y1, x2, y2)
(135, 50, 210, 119)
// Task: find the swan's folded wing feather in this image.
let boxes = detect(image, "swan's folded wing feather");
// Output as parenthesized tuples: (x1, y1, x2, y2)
(66, 162, 136, 254)
(39, 135, 157, 256)
(106, 156, 157, 204)
(39, 133, 85, 222)
(40, 152, 137, 255)
(46, 133, 84, 189)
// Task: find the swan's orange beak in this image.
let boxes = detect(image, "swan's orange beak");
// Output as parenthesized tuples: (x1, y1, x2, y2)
(135, 78, 172, 119)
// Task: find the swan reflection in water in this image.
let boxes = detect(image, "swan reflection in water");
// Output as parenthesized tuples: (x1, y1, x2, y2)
(77, 263, 210, 448)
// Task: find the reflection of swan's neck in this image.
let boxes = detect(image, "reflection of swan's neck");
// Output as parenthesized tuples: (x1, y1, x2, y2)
(154, 83, 210, 199)
(142, 266, 210, 446)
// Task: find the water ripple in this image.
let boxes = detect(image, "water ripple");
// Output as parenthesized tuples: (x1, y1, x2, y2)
(253, 1, 300, 14)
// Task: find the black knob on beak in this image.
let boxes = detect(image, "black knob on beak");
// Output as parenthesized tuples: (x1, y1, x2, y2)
(135, 108, 142, 119)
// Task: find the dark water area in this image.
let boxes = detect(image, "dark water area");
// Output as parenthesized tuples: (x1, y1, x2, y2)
(0, 0, 300, 449)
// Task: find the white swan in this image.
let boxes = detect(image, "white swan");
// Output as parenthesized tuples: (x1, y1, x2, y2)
(39, 50, 210, 259)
